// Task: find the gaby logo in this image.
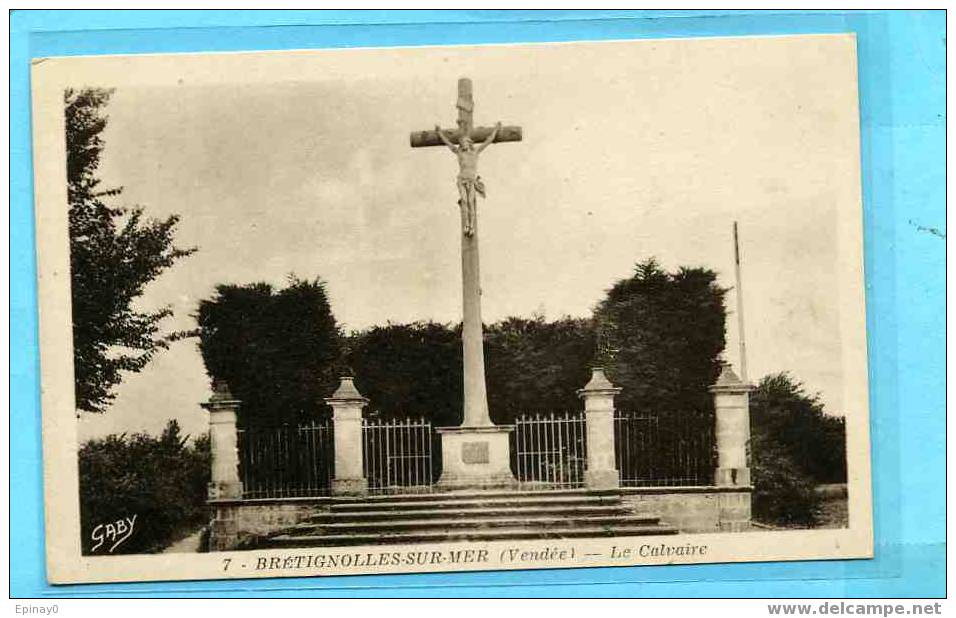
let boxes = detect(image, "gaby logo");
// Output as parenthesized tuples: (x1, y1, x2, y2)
(90, 515, 137, 553)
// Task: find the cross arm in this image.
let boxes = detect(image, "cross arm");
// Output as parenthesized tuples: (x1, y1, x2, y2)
(409, 125, 522, 148)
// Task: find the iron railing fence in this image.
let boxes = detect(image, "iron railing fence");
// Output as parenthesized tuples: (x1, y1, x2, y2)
(237, 420, 334, 499)
(614, 410, 715, 487)
(235, 410, 716, 499)
(511, 411, 587, 489)
(362, 416, 440, 495)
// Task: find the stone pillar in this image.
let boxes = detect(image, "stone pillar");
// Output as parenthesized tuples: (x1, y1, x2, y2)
(577, 367, 621, 490)
(325, 376, 369, 496)
(201, 380, 242, 500)
(709, 363, 754, 487)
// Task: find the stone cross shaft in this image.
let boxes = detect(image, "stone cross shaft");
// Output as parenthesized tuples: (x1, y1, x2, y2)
(410, 78, 522, 427)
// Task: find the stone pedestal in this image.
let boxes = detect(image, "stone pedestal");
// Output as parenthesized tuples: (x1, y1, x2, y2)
(578, 367, 622, 490)
(208, 505, 240, 551)
(709, 363, 754, 487)
(202, 381, 243, 500)
(326, 376, 369, 497)
(436, 426, 517, 490)
(718, 490, 753, 532)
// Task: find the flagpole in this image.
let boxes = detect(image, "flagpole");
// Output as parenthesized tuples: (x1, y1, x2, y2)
(733, 221, 749, 383)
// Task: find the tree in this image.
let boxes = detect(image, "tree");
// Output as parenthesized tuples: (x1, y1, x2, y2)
(750, 373, 847, 484)
(593, 258, 728, 416)
(748, 373, 848, 527)
(78, 420, 210, 554)
(66, 88, 195, 412)
(195, 276, 342, 427)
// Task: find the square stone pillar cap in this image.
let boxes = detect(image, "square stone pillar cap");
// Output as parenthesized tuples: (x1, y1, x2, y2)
(324, 376, 369, 404)
(708, 363, 755, 394)
(201, 380, 240, 411)
(577, 366, 622, 398)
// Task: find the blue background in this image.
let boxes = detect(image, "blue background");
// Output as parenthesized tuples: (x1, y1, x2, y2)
(9, 10, 945, 598)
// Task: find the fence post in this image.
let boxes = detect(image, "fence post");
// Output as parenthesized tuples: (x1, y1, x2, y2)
(201, 380, 243, 500)
(325, 376, 369, 496)
(577, 367, 622, 490)
(709, 362, 754, 487)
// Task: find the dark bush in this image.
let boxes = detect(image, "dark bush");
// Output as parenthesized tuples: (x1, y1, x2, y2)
(750, 432, 821, 527)
(750, 373, 847, 484)
(749, 374, 845, 527)
(78, 420, 210, 554)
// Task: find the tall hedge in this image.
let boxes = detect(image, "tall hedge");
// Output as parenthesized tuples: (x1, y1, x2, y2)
(594, 258, 728, 416)
(195, 276, 342, 427)
(484, 316, 595, 424)
(348, 322, 463, 426)
(346, 317, 596, 426)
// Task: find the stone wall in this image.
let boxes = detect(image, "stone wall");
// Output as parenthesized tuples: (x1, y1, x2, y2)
(620, 486, 752, 533)
(208, 498, 330, 551)
(208, 487, 752, 550)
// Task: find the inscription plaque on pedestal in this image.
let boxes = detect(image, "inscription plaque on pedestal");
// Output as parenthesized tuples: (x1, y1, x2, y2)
(462, 441, 489, 464)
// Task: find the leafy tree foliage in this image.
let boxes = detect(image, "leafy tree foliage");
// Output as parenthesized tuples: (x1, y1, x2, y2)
(750, 373, 847, 484)
(594, 258, 728, 416)
(196, 276, 342, 427)
(78, 420, 210, 554)
(749, 373, 848, 527)
(66, 88, 195, 412)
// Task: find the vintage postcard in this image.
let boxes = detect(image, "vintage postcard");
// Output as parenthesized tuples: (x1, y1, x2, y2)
(31, 34, 872, 584)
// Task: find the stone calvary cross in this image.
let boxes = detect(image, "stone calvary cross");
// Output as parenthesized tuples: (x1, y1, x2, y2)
(410, 77, 522, 429)
(410, 77, 522, 488)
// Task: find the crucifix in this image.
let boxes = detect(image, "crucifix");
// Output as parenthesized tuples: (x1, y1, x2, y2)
(410, 77, 522, 428)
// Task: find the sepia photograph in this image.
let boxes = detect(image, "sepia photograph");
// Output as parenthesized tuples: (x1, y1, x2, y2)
(30, 34, 872, 584)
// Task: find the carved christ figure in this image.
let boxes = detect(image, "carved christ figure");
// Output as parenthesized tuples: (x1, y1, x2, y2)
(435, 122, 501, 237)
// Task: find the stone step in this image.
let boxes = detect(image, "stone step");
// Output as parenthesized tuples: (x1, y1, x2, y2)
(266, 524, 679, 547)
(291, 514, 662, 535)
(330, 494, 622, 513)
(334, 488, 616, 504)
(312, 504, 630, 523)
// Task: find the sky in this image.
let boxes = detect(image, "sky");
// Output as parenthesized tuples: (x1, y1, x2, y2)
(70, 35, 864, 442)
